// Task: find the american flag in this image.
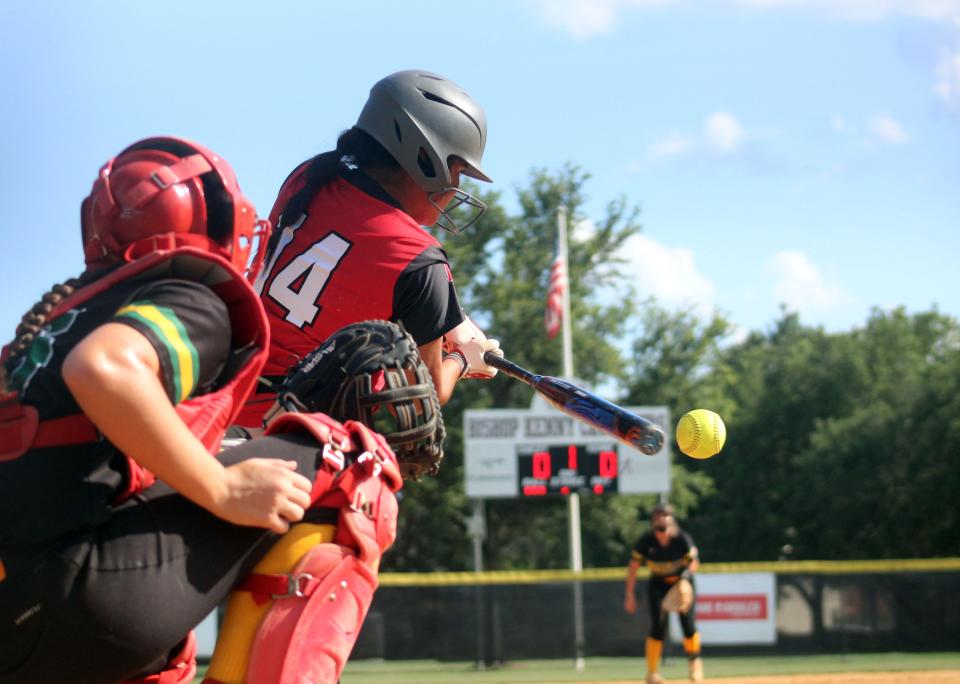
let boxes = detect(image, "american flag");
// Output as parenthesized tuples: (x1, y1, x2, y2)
(544, 254, 566, 339)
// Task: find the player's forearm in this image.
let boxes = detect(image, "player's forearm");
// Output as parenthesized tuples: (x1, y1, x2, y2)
(63, 325, 228, 511)
(419, 337, 460, 404)
(686, 547, 700, 574)
(437, 356, 465, 403)
(625, 561, 639, 594)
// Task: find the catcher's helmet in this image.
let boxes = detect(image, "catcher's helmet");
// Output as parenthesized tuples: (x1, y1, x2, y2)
(80, 137, 268, 280)
(278, 320, 445, 479)
(354, 70, 491, 233)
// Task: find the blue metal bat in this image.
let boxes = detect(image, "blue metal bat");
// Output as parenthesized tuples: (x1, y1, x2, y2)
(484, 353, 664, 456)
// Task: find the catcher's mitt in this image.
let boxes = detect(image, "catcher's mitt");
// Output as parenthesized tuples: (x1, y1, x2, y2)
(277, 320, 445, 480)
(661, 578, 694, 614)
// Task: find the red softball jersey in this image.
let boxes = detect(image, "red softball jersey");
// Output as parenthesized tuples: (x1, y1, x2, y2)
(235, 164, 464, 426)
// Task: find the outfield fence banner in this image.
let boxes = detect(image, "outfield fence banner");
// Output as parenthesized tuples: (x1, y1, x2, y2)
(194, 559, 960, 662)
(349, 561, 960, 662)
(669, 572, 776, 645)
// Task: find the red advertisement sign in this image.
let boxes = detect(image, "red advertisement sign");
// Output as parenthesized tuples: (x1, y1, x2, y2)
(696, 594, 768, 620)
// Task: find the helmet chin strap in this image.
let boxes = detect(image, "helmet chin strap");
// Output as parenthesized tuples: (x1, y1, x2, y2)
(430, 188, 487, 234)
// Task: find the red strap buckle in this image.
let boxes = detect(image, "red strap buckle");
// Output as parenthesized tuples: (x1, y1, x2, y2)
(275, 572, 315, 599)
(238, 572, 318, 605)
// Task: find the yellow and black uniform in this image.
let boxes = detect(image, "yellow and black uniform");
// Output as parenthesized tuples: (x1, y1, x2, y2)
(631, 528, 699, 640)
(0, 277, 333, 683)
(630, 526, 703, 683)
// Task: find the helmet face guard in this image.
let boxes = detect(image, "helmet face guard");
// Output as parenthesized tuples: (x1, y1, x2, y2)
(429, 188, 487, 235)
(278, 320, 445, 479)
(81, 136, 268, 281)
(355, 70, 492, 233)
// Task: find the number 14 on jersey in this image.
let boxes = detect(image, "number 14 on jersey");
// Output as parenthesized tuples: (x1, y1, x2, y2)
(255, 226, 353, 329)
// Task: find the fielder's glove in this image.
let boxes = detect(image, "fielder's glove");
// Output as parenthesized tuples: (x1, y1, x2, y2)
(661, 578, 694, 614)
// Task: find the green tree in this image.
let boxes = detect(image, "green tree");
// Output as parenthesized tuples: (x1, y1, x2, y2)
(384, 163, 960, 571)
(690, 312, 866, 560)
(786, 308, 960, 558)
(383, 165, 645, 571)
(619, 304, 729, 560)
(689, 307, 960, 561)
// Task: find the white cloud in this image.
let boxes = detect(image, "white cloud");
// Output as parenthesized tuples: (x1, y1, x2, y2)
(704, 112, 745, 153)
(571, 217, 597, 242)
(648, 132, 695, 159)
(935, 50, 960, 106)
(620, 234, 717, 315)
(532, 0, 960, 39)
(868, 114, 910, 143)
(531, 0, 673, 40)
(732, 0, 960, 21)
(829, 113, 914, 146)
(639, 112, 751, 166)
(765, 250, 854, 316)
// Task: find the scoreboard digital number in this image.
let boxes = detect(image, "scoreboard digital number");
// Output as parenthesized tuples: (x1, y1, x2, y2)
(517, 444, 619, 496)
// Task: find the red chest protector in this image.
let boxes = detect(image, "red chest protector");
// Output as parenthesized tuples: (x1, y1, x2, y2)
(0, 243, 269, 502)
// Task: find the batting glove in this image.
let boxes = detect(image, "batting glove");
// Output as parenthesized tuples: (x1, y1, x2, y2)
(457, 338, 503, 379)
(443, 315, 488, 353)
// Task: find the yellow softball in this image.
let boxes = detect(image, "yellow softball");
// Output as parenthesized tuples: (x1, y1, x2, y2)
(676, 409, 726, 459)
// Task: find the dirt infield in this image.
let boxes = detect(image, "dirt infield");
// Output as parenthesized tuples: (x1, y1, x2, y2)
(614, 673, 960, 684)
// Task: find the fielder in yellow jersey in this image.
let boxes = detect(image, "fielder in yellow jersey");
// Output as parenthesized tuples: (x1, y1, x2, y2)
(624, 503, 704, 684)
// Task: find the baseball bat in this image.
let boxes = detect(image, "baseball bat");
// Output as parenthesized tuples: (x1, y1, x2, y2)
(483, 352, 665, 456)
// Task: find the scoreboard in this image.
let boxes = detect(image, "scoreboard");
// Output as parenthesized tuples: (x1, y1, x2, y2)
(464, 405, 671, 498)
(517, 444, 619, 496)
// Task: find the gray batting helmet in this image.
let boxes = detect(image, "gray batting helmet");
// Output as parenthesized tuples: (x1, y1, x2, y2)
(356, 70, 491, 193)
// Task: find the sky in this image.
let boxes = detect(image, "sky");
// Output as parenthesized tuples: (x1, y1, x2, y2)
(2, 0, 959, 342)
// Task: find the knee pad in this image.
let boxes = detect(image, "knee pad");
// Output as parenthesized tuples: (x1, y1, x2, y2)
(206, 412, 402, 684)
(204, 523, 335, 683)
(124, 631, 197, 684)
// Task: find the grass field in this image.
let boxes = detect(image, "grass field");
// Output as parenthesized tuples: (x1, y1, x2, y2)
(338, 654, 960, 683)
(194, 653, 960, 683)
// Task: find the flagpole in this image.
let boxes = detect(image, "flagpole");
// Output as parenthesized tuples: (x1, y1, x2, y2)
(558, 207, 574, 380)
(557, 207, 586, 672)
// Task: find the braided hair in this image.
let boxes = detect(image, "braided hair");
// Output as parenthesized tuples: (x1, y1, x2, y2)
(0, 270, 100, 393)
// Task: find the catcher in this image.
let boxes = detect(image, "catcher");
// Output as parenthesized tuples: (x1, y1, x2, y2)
(203, 319, 445, 683)
(0, 139, 428, 684)
(624, 503, 704, 684)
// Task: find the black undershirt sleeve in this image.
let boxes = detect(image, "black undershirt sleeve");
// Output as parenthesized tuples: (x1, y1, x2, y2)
(392, 245, 466, 345)
(111, 280, 231, 404)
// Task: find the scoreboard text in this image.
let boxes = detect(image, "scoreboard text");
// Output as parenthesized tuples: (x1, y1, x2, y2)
(517, 443, 618, 496)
